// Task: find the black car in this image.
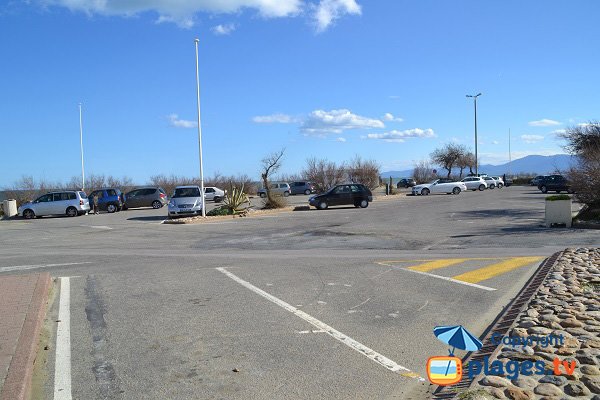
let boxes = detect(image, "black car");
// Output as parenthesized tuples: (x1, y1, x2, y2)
(537, 175, 572, 193)
(396, 178, 416, 188)
(309, 184, 373, 210)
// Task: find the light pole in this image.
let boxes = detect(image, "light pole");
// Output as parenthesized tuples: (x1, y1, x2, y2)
(194, 38, 206, 217)
(79, 103, 85, 190)
(466, 93, 482, 176)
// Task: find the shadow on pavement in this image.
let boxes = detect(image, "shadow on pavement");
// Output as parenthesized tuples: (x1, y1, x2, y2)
(127, 216, 166, 222)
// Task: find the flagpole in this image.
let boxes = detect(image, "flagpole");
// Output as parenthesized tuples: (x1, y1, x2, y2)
(79, 103, 85, 190)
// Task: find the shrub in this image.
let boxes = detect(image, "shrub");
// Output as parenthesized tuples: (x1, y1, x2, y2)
(262, 195, 288, 209)
(223, 185, 250, 214)
(545, 194, 571, 201)
(206, 207, 232, 216)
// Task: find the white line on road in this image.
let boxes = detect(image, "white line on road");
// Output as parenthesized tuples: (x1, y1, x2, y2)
(54, 277, 72, 400)
(216, 267, 424, 381)
(0, 262, 92, 273)
(399, 268, 497, 291)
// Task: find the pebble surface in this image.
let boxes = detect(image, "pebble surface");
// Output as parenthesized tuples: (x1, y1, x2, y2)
(470, 247, 600, 399)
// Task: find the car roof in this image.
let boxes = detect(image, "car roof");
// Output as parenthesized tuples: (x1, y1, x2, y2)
(175, 185, 200, 189)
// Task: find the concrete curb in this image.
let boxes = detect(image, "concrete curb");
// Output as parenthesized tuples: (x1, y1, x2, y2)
(0, 273, 51, 400)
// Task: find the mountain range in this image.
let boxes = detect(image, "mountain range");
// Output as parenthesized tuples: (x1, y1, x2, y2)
(381, 154, 575, 178)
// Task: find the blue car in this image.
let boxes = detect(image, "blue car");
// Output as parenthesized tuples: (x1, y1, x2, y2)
(88, 188, 124, 213)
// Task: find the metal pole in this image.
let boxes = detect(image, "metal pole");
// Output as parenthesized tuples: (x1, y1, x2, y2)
(474, 97, 478, 176)
(79, 103, 85, 190)
(194, 38, 206, 217)
(508, 128, 512, 176)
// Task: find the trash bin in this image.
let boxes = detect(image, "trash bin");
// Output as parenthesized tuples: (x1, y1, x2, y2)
(2, 199, 17, 218)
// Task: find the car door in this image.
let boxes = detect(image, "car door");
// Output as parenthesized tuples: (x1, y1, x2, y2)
(204, 187, 215, 201)
(128, 190, 142, 208)
(52, 192, 69, 215)
(34, 193, 54, 215)
(333, 185, 352, 205)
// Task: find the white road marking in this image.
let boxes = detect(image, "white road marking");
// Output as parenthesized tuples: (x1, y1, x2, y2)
(85, 225, 112, 230)
(400, 268, 497, 291)
(349, 297, 371, 310)
(54, 277, 72, 400)
(0, 262, 92, 273)
(216, 267, 424, 381)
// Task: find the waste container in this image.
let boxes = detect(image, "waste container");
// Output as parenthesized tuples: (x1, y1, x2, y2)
(2, 199, 17, 218)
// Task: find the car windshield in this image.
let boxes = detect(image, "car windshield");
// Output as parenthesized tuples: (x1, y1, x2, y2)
(172, 188, 200, 198)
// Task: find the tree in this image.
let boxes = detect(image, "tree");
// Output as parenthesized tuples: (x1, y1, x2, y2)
(302, 157, 346, 192)
(412, 160, 436, 183)
(347, 156, 380, 190)
(431, 143, 466, 178)
(260, 148, 286, 207)
(456, 151, 476, 178)
(560, 122, 600, 207)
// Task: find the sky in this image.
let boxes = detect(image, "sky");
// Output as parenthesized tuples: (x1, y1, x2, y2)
(1, 0, 599, 187)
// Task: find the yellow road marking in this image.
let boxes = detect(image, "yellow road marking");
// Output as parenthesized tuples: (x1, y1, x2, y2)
(452, 257, 544, 284)
(407, 258, 470, 272)
(375, 258, 501, 267)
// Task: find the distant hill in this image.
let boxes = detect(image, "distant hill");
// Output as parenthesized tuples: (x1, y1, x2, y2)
(381, 154, 575, 178)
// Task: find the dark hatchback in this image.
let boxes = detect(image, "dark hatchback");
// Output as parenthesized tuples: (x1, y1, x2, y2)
(309, 184, 373, 210)
(537, 175, 572, 193)
(396, 178, 416, 188)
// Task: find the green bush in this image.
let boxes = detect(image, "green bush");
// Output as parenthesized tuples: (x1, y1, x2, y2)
(545, 194, 571, 201)
(206, 207, 232, 216)
(223, 184, 250, 214)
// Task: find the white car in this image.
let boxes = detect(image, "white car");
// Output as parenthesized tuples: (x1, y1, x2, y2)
(491, 176, 505, 188)
(168, 186, 204, 218)
(204, 186, 226, 202)
(18, 191, 90, 219)
(461, 176, 488, 191)
(412, 179, 468, 196)
(482, 176, 499, 189)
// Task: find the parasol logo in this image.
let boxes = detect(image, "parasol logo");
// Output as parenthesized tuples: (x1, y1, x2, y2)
(427, 325, 482, 386)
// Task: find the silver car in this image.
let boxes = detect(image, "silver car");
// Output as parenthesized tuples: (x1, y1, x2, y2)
(257, 182, 291, 198)
(461, 177, 488, 191)
(168, 186, 204, 218)
(18, 191, 90, 219)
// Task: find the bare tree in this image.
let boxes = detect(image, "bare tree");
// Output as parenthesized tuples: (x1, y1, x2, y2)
(260, 148, 286, 207)
(302, 157, 346, 192)
(347, 156, 380, 190)
(456, 151, 476, 178)
(431, 143, 466, 178)
(561, 122, 600, 207)
(412, 160, 436, 183)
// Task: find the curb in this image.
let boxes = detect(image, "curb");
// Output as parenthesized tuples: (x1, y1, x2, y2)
(0, 273, 51, 400)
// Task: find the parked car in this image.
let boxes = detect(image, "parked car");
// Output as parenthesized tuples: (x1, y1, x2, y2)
(88, 188, 123, 213)
(258, 183, 291, 198)
(482, 176, 499, 189)
(530, 175, 545, 186)
(309, 184, 373, 209)
(460, 176, 488, 191)
(504, 177, 513, 187)
(412, 179, 467, 195)
(396, 178, 416, 189)
(491, 176, 505, 188)
(289, 181, 315, 195)
(537, 175, 572, 193)
(204, 187, 226, 202)
(18, 191, 90, 219)
(168, 186, 204, 218)
(124, 187, 168, 209)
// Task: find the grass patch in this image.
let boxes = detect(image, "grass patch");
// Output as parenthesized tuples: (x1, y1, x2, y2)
(545, 194, 571, 201)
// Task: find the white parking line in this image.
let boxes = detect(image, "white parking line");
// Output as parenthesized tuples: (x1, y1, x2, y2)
(216, 267, 424, 381)
(399, 268, 496, 291)
(54, 277, 72, 400)
(0, 262, 92, 273)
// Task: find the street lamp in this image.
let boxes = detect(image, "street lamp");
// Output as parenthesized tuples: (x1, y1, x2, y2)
(194, 38, 206, 217)
(466, 93, 482, 176)
(79, 103, 85, 190)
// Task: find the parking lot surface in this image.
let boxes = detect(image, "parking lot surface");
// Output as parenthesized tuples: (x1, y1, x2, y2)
(1, 186, 598, 399)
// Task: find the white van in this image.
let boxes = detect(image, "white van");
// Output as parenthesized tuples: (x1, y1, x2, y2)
(18, 191, 90, 219)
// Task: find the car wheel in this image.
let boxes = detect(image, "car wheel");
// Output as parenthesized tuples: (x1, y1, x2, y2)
(152, 200, 162, 209)
(489, 184, 495, 189)
(304, 189, 311, 195)
(452, 187, 461, 195)
(498, 183, 503, 189)
(318, 201, 328, 210)
(23, 209, 35, 219)
(260, 192, 267, 198)
(479, 184, 486, 191)
(359, 199, 369, 208)
(540, 185, 548, 194)
(66, 206, 78, 217)
(472, 189, 477, 191)
(107, 204, 117, 213)
(283, 191, 290, 197)
(421, 188, 430, 196)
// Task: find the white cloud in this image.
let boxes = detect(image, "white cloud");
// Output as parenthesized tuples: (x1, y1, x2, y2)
(492, 140, 500, 145)
(168, 113, 197, 128)
(382, 113, 403, 122)
(314, 0, 361, 32)
(252, 113, 294, 124)
(550, 129, 566, 135)
(212, 23, 236, 35)
(335, 137, 346, 142)
(38, 1, 362, 31)
(301, 109, 384, 135)
(366, 128, 436, 143)
(528, 119, 561, 127)
(521, 134, 544, 143)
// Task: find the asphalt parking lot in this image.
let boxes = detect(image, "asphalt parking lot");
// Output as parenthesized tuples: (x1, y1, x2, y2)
(1, 186, 598, 399)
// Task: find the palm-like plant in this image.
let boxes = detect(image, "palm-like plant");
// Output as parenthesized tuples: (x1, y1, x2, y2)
(223, 184, 250, 215)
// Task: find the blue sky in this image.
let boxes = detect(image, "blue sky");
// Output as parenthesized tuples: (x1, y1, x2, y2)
(1, 0, 599, 186)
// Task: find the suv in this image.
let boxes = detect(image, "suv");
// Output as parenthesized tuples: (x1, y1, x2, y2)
(124, 187, 168, 209)
(18, 191, 90, 219)
(88, 188, 124, 213)
(538, 175, 572, 193)
(309, 184, 373, 209)
(396, 178, 416, 189)
(258, 183, 291, 198)
(290, 181, 315, 195)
